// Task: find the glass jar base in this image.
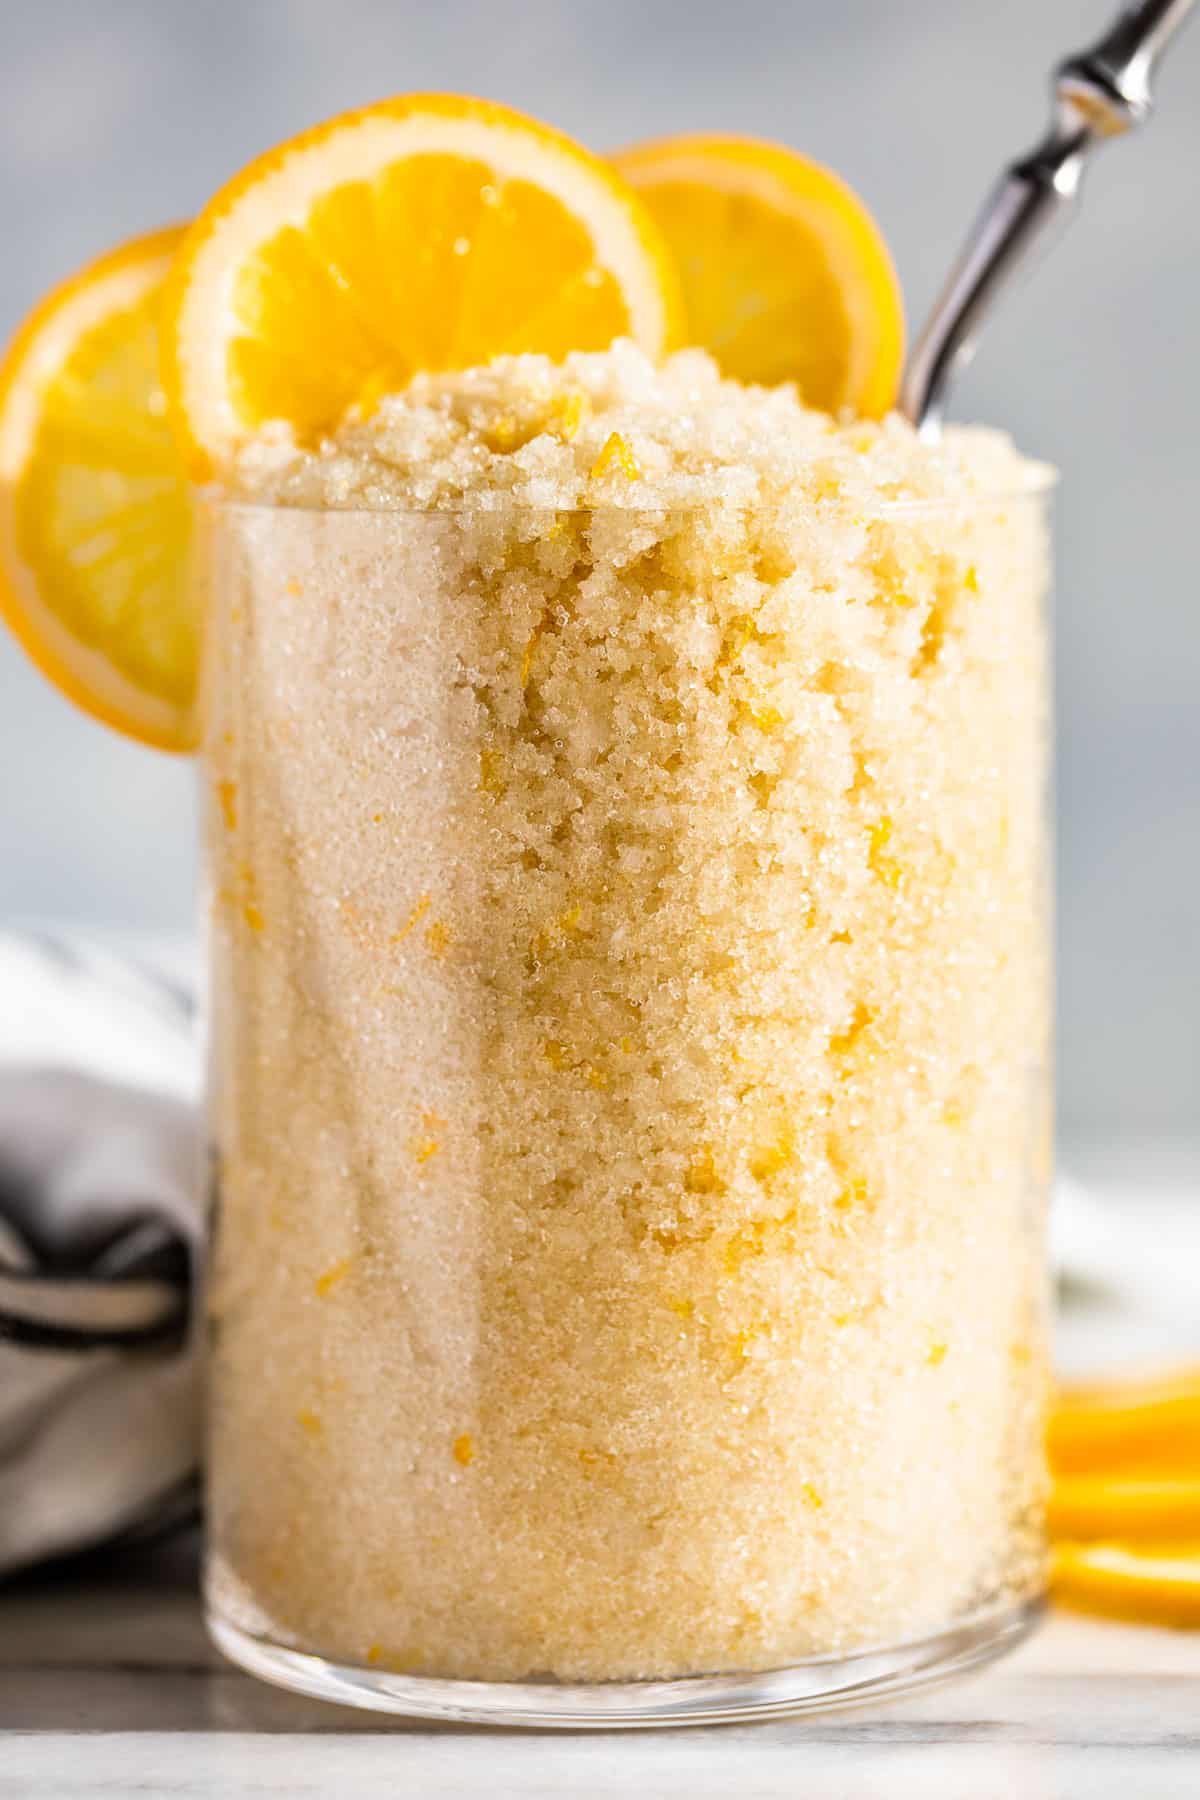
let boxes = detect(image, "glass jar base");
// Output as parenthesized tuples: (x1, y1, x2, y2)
(207, 1594, 1043, 1729)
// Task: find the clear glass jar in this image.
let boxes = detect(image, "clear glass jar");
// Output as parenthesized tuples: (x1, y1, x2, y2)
(200, 483, 1053, 1725)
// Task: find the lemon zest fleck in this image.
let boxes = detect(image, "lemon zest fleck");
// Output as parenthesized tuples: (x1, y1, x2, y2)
(392, 894, 431, 944)
(589, 430, 641, 481)
(520, 622, 543, 687)
(749, 1121, 795, 1183)
(412, 1109, 444, 1165)
(314, 1257, 351, 1298)
(830, 1002, 873, 1057)
(479, 748, 505, 794)
(484, 411, 525, 452)
(868, 817, 903, 888)
(216, 779, 237, 831)
(425, 919, 451, 958)
(835, 1177, 869, 1211)
(717, 615, 756, 669)
(684, 1149, 726, 1196)
(366, 1643, 423, 1672)
(552, 388, 591, 441)
(730, 1326, 763, 1362)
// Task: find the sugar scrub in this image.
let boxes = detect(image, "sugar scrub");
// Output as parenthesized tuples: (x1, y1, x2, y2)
(203, 344, 1052, 1683)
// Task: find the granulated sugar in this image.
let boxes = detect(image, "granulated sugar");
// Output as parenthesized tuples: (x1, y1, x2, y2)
(205, 345, 1052, 1681)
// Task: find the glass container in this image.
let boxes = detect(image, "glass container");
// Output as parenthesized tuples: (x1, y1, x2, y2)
(200, 482, 1053, 1725)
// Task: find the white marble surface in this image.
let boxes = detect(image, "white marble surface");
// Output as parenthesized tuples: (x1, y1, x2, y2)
(2, 1536, 1198, 1799)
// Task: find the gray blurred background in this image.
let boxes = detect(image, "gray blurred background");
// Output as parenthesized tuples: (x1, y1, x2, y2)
(0, 0, 1196, 1145)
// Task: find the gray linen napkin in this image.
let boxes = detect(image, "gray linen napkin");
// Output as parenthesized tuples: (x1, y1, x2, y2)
(0, 936, 201, 1576)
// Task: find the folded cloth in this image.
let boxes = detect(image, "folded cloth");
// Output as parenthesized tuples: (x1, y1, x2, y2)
(0, 935, 201, 1577)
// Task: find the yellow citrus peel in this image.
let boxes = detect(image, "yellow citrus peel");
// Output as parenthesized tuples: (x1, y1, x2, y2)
(1050, 1474, 1200, 1542)
(612, 132, 903, 415)
(162, 91, 682, 476)
(0, 225, 194, 748)
(1050, 1370, 1200, 1475)
(1048, 1367, 1200, 1626)
(1053, 1543, 1200, 1628)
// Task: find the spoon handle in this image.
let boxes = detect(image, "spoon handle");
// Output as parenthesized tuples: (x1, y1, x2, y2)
(900, 0, 1198, 436)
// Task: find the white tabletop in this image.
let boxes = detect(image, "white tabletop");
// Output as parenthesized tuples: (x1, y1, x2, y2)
(2, 1535, 1198, 1800)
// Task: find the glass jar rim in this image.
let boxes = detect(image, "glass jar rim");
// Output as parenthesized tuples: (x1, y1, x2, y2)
(193, 466, 1057, 521)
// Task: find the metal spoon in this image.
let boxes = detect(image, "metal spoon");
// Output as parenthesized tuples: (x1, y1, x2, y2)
(900, 0, 1197, 436)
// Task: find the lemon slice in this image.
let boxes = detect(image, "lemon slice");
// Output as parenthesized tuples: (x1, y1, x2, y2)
(1050, 1370, 1200, 1475)
(1054, 1542, 1200, 1627)
(163, 92, 682, 475)
(612, 132, 903, 415)
(1051, 1474, 1200, 1542)
(0, 226, 194, 750)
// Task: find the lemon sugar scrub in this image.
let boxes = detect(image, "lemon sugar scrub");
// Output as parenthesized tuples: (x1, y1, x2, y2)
(0, 81, 1057, 1722)
(202, 344, 1053, 1707)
